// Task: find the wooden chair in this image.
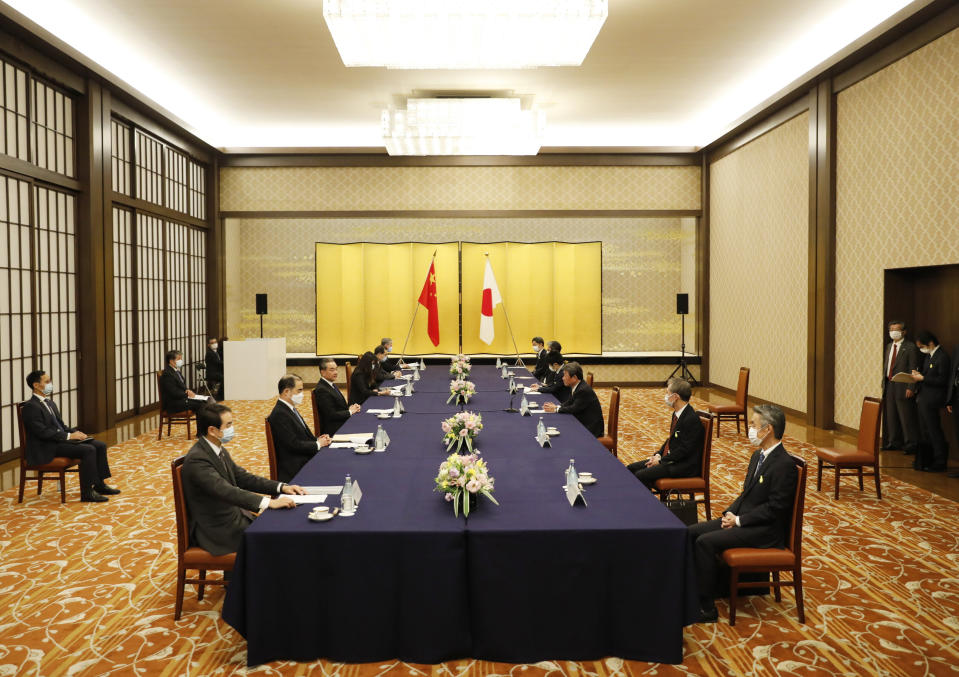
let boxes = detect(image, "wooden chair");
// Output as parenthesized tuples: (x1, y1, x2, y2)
(16, 402, 80, 503)
(652, 411, 714, 519)
(598, 387, 620, 457)
(815, 397, 882, 500)
(264, 417, 278, 482)
(707, 367, 749, 437)
(171, 456, 235, 620)
(345, 361, 353, 393)
(311, 389, 323, 438)
(722, 455, 807, 626)
(585, 371, 594, 387)
(156, 371, 195, 441)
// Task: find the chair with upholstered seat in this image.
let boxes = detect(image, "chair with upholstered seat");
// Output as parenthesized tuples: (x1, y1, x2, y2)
(722, 455, 807, 626)
(707, 367, 749, 437)
(652, 411, 714, 519)
(16, 402, 80, 503)
(815, 397, 882, 500)
(171, 455, 235, 620)
(597, 387, 620, 457)
(156, 371, 195, 440)
(264, 417, 278, 482)
(585, 371, 594, 387)
(345, 361, 353, 392)
(310, 390, 323, 438)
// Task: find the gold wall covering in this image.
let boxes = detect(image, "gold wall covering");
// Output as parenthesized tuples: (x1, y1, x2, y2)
(225, 217, 698, 354)
(835, 27, 959, 427)
(220, 165, 702, 212)
(709, 112, 810, 413)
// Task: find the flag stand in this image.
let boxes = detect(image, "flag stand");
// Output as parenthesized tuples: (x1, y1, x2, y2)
(399, 250, 437, 363)
(484, 252, 525, 368)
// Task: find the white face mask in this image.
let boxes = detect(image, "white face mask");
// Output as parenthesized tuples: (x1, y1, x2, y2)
(532, 346, 538, 352)
(211, 343, 218, 351)
(664, 392, 674, 406)
(175, 359, 184, 368)
(919, 347, 931, 355)
(291, 392, 304, 405)
(386, 346, 392, 353)
(43, 382, 54, 395)
(748, 425, 765, 446)
(219, 426, 235, 444)
(889, 330, 902, 341)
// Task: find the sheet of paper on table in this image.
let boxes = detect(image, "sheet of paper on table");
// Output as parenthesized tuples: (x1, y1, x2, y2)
(366, 408, 393, 414)
(529, 409, 547, 414)
(333, 433, 374, 442)
(302, 485, 343, 495)
(330, 442, 358, 448)
(291, 494, 328, 504)
(523, 389, 542, 395)
(189, 395, 210, 401)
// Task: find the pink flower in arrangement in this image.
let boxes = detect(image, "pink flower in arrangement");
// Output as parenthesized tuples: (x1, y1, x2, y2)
(449, 467, 459, 479)
(442, 421, 452, 433)
(465, 421, 476, 430)
(459, 429, 468, 437)
(466, 479, 481, 493)
(445, 493, 454, 502)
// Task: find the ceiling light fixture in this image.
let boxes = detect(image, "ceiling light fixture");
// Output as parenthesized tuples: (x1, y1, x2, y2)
(324, 0, 608, 69)
(382, 98, 545, 155)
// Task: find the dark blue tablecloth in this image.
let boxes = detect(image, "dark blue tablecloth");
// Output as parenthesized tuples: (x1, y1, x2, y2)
(387, 364, 535, 393)
(222, 366, 697, 666)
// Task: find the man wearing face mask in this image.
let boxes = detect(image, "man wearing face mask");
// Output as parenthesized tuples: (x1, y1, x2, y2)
(531, 337, 549, 380)
(909, 331, 951, 473)
(205, 337, 223, 399)
(626, 378, 704, 489)
(160, 349, 207, 413)
(687, 404, 798, 623)
(267, 374, 332, 483)
(22, 370, 119, 502)
(373, 344, 402, 384)
(882, 321, 921, 455)
(182, 403, 306, 557)
(380, 337, 403, 372)
(528, 352, 568, 401)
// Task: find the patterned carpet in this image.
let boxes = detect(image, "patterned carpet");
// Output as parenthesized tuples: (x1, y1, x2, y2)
(1, 388, 958, 677)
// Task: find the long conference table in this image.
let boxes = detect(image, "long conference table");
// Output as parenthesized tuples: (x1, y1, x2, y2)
(221, 364, 698, 666)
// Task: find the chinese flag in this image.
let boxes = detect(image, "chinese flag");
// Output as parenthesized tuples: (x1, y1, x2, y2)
(418, 260, 440, 347)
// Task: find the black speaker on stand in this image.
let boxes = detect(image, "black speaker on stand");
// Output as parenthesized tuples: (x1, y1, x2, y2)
(668, 293, 698, 385)
(256, 293, 268, 338)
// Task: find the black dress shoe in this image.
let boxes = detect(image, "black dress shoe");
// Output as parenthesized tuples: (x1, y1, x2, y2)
(698, 606, 719, 623)
(921, 465, 946, 473)
(95, 484, 121, 495)
(81, 490, 108, 503)
(947, 471, 959, 478)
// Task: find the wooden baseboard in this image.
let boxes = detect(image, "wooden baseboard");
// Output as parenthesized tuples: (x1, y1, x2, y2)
(705, 383, 807, 421)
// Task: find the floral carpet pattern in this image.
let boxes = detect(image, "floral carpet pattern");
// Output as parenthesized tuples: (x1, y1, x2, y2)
(1, 388, 958, 676)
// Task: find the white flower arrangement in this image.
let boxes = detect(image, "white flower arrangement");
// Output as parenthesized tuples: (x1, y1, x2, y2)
(447, 379, 476, 404)
(441, 410, 483, 453)
(434, 452, 498, 517)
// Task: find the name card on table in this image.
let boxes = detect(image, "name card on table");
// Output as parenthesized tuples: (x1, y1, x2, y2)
(566, 482, 587, 507)
(520, 396, 531, 416)
(352, 481, 363, 506)
(535, 431, 551, 447)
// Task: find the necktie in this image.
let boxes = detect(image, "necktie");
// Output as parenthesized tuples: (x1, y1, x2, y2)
(888, 343, 898, 379)
(292, 406, 311, 434)
(44, 399, 65, 432)
(753, 452, 767, 480)
(176, 369, 185, 384)
(664, 413, 678, 455)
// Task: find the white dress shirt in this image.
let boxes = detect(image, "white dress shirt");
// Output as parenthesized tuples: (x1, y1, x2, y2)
(278, 397, 325, 450)
(202, 435, 276, 512)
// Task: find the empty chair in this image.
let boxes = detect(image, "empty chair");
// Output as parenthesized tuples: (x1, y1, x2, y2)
(598, 387, 620, 457)
(16, 402, 79, 504)
(707, 367, 749, 437)
(722, 455, 807, 626)
(652, 410, 714, 519)
(171, 455, 235, 620)
(815, 397, 882, 499)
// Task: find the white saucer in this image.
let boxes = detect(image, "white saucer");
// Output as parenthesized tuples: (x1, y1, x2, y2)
(578, 476, 597, 485)
(308, 512, 334, 522)
(338, 510, 356, 517)
(376, 413, 391, 419)
(546, 430, 560, 436)
(354, 446, 373, 455)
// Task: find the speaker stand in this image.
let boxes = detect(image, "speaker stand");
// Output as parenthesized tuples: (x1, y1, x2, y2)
(668, 314, 698, 386)
(259, 315, 264, 339)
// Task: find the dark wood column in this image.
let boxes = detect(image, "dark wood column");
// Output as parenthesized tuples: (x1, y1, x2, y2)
(697, 153, 710, 384)
(807, 79, 836, 428)
(75, 78, 114, 432)
(206, 154, 224, 338)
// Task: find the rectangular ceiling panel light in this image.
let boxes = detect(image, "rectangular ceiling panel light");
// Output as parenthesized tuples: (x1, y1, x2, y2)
(383, 98, 545, 155)
(324, 0, 608, 69)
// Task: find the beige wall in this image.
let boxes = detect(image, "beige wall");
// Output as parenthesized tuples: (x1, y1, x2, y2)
(709, 112, 809, 413)
(834, 27, 959, 427)
(224, 216, 698, 354)
(220, 165, 701, 212)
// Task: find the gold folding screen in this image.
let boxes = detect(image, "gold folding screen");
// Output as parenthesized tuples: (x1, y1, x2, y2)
(315, 241, 602, 356)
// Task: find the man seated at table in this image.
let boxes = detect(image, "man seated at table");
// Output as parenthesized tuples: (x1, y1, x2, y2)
(182, 403, 305, 557)
(531, 336, 549, 380)
(543, 362, 604, 437)
(312, 358, 361, 436)
(22, 369, 120, 503)
(687, 404, 798, 622)
(548, 340, 562, 354)
(527, 351, 568, 400)
(627, 378, 704, 489)
(161, 349, 207, 413)
(373, 344, 402, 384)
(267, 374, 332, 483)
(380, 337, 403, 371)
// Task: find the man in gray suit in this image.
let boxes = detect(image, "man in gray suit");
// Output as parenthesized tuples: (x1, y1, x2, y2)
(881, 320, 921, 456)
(182, 403, 305, 556)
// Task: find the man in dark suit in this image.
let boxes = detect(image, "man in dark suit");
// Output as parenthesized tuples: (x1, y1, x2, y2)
(688, 405, 798, 622)
(311, 358, 361, 436)
(160, 349, 207, 413)
(268, 374, 332, 483)
(946, 344, 959, 478)
(373, 344, 402, 385)
(542, 362, 604, 438)
(21, 370, 119, 502)
(881, 320, 921, 455)
(627, 378, 705, 489)
(205, 338, 224, 399)
(531, 337, 549, 381)
(528, 352, 568, 401)
(380, 337, 403, 372)
(182, 403, 305, 557)
(910, 330, 951, 472)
